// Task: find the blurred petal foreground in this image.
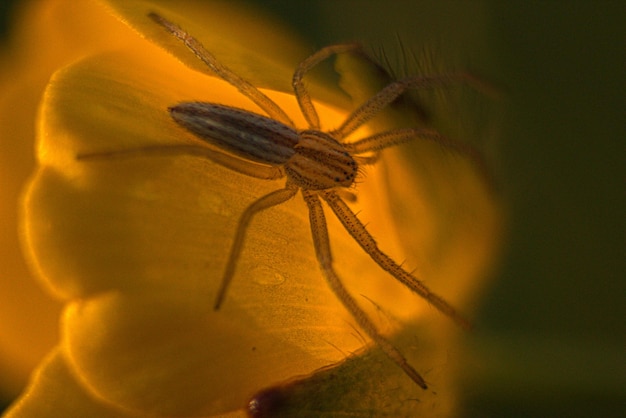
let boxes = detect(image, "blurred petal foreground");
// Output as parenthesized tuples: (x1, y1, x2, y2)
(2, 0, 501, 416)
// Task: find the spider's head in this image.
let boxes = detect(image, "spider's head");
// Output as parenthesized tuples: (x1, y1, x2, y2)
(285, 130, 358, 190)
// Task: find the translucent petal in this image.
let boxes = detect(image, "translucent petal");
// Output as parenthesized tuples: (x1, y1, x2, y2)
(0, 0, 140, 397)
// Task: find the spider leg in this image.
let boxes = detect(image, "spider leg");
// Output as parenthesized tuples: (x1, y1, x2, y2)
(77, 145, 285, 180)
(214, 186, 298, 310)
(332, 72, 495, 139)
(148, 12, 294, 127)
(302, 190, 428, 389)
(345, 127, 493, 185)
(345, 127, 444, 154)
(320, 190, 472, 330)
(292, 43, 362, 130)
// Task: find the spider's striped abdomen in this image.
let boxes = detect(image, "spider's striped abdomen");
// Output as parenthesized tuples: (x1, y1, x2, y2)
(170, 102, 298, 165)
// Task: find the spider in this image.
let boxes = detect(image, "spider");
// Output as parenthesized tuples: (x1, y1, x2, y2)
(79, 12, 488, 390)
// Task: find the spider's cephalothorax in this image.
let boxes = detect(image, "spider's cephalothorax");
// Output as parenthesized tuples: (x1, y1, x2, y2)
(286, 130, 358, 190)
(78, 12, 493, 391)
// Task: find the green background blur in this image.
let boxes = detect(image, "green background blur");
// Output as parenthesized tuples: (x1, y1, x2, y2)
(1, 1, 624, 416)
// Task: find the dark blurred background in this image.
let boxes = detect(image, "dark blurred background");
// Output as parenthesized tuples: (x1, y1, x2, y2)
(1, 1, 624, 416)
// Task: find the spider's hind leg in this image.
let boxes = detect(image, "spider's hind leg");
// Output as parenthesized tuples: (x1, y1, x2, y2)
(321, 190, 472, 331)
(345, 126, 494, 188)
(302, 190, 429, 389)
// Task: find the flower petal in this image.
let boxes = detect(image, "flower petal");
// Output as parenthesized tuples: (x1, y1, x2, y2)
(3, 348, 135, 418)
(0, 0, 141, 397)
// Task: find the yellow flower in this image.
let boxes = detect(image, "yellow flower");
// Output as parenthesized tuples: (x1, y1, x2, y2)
(3, 0, 501, 416)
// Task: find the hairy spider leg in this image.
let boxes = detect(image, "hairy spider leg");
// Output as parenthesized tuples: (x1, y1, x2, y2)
(321, 190, 472, 330)
(291, 43, 362, 130)
(303, 190, 429, 389)
(334, 73, 496, 186)
(345, 128, 445, 154)
(77, 143, 285, 180)
(332, 72, 492, 140)
(214, 186, 298, 310)
(351, 126, 493, 187)
(343, 126, 493, 186)
(148, 12, 294, 127)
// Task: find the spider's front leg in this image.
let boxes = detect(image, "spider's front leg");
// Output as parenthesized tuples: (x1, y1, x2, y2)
(302, 190, 429, 389)
(291, 43, 362, 130)
(332, 71, 498, 141)
(344, 127, 494, 186)
(344, 127, 445, 154)
(148, 12, 294, 127)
